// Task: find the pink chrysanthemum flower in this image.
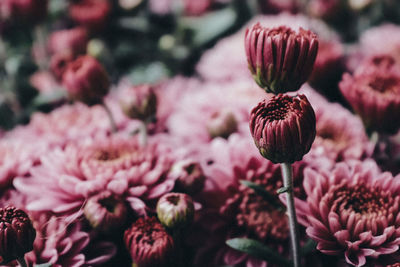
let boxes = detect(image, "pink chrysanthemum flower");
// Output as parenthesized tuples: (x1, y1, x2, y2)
(14, 134, 176, 219)
(299, 86, 374, 163)
(294, 160, 400, 266)
(191, 134, 307, 267)
(17, 101, 125, 147)
(25, 214, 116, 266)
(167, 79, 264, 144)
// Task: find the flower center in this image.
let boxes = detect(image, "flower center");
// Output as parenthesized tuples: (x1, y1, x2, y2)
(98, 195, 118, 213)
(166, 195, 180, 206)
(368, 76, 399, 94)
(95, 149, 123, 161)
(262, 95, 293, 121)
(332, 183, 392, 215)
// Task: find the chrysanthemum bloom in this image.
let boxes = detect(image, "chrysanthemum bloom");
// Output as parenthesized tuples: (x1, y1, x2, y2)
(157, 193, 195, 229)
(339, 55, 400, 134)
(62, 55, 110, 105)
(84, 191, 128, 233)
(25, 214, 116, 266)
(245, 24, 318, 93)
(124, 217, 175, 267)
(299, 86, 373, 163)
(249, 94, 316, 163)
(120, 84, 158, 121)
(14, 135, 176, 218)
(69, 0, 111, 32)
(48, 27, 88, 56)
(191, 134, 307, 267)
(0, 206, 36, 264)
(170, 160, 206, 195)
(294, 160, 400, 266)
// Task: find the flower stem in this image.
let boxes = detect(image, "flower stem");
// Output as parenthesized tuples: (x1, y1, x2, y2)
(281, 162, 300, 267)
(139, 121, 148, 147)
(17, 256, 28, 267)
(101, 101, 117, 133)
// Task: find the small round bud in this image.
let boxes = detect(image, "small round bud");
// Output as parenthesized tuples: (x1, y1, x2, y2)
(170, 160, 206, 195)
(124, 217, 175, 267)
(245, 24, 318, 94)
(120, 84, 157, 121)
(156, 193, 195, 229)
(83, 191, 128, 233)
(62, 55, 109, 105)
(207, 109, 238, 139)
(249, 94, 316, 163)
(0, 206, 36, 264)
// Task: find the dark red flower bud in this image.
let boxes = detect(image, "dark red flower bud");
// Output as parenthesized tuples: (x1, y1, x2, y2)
(124, 217, 175, 267)
(339, 55, 400, 134)
(62, 55, 109, 105)
(156, 193, 195, 229)
(0, 206, 36, 264)
(84, 191, 128, 233)
(171, 160, 206, 195)
(120, 84, 158, 121)
(69, 0, 111, 32)
(245, 24, 318, 94)
(50, 52, 74, 80)
(48, 27, 88, 56)
(249, 94, 316, 163)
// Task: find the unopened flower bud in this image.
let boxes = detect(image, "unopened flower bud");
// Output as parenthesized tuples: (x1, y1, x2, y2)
(50, 52, 74, 80)
(156, 193, 195, 229)
(0, 206, 36, 264)
(171, 160, 205, 195)
(120, 84, 157, 121)
(245, 24, 318, 94)
(84, 191, 128, 233)
(62, 55, 109, 105)
(207, 109, 238, 139)
(124, 217, 175, 267)
(249, 94, 316, 163)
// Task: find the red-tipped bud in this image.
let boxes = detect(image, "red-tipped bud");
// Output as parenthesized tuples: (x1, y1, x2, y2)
(69, 0, 111, 32)
(62, 55, 109, 105)
(124, 217, 175, 267)
(48, 27, 88, 56)
(170, 160, 205, 195)
(245, 24, 318, 94)
(207, 109, 238, 139)
(84, 191, 128, 233)
(0, 206, 36, 264)
(339, 55, 400, 134)
(249, 94, 316, 163)
(120, 84, 158, 121)
(156, 193, 195, 230)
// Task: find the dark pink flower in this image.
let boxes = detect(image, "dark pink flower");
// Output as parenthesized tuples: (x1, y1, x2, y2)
(48, 27, 88, 56)
(69, 0, 111, 32)
(50, 52, 75, 80)
(339, 55, 400, 134)
(249, 94, 316, 163)
(0, 206, 36, 264)
(0, 0, 47, 25)
(294, 160, 400, 266)
(245, 23, 318, 93)
(124, 217, 175, 267)
(62, 55, 110, 105)
(14, 134, 176, 218)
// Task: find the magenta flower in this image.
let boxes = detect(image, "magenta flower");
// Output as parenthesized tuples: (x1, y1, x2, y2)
(25, 214, 116, 266)
(69, 0, 111, 32)
(339, 55, 400, 134)
(245, 23, 318, 93)
(249, 94, 316, 163)
(14, 134, 176, 218)
(294, 160, 400, 266)
(124, 217, 175, 267)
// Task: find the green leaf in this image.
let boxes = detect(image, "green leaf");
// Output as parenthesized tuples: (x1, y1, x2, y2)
(301, 239, 317, 256)
(240, 180, 285, 210)
(226, 238, 292, 267)
(32, 90, 67, 107)
(34, 263, 52, 267)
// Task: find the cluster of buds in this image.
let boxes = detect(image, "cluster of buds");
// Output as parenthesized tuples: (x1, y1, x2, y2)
(245, 23, 318, 164)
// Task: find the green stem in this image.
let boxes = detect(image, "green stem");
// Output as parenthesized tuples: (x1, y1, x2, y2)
(101, 101, 118, 133)
(17, 256, 27, 267)
(281, 162, 300, 267)
(138, 121, 148, 147)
